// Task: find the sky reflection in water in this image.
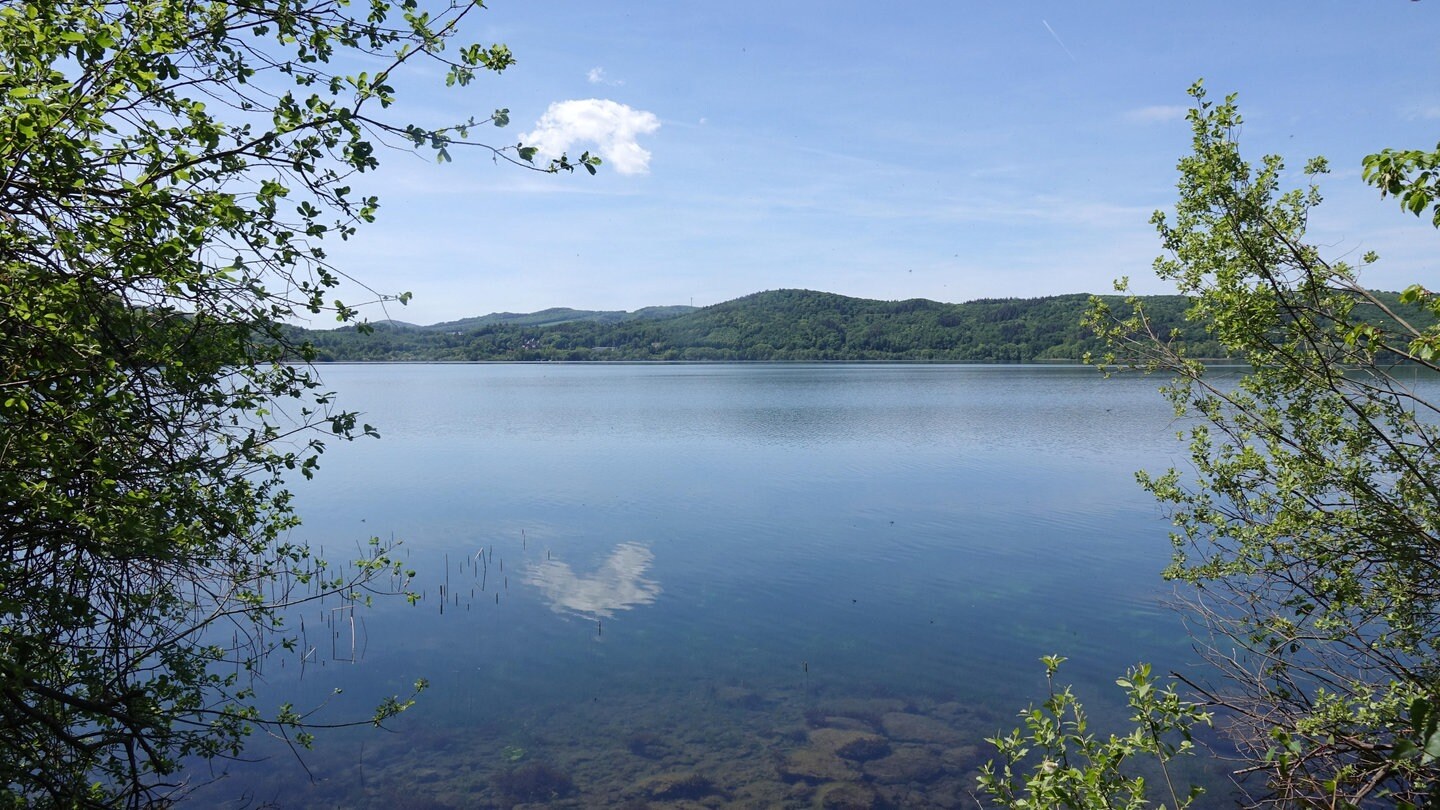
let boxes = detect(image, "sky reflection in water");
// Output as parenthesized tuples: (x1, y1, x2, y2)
(526, 541, 661, 619)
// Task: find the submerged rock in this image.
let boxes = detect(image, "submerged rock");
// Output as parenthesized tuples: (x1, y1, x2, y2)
(862, 745, 947, 784)
(808, 728, 878, 754)
(777, 748, 859, 784)
(637, 771, 718, 801)
(769, 722, 811, 744)
(491, 762, 576, 806)
(943, 743, 982, 771)
(779, 720, 927, 787)
(807, 714, 875, 733)
(879, 712, 963, 745)
(816, 780, 881, 810)
(932, 701, 970, 719)
(835, 734, 892, 763)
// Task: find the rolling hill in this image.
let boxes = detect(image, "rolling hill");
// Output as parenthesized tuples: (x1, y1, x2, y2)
(296, 289, 1227, 362)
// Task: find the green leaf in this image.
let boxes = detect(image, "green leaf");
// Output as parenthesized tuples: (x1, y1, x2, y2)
(0, 1, 538, 798)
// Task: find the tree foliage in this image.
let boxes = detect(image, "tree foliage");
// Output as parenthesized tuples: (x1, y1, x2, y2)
(979, 657, 1211, 810)
(1364, 140, 1440, 228)
(1089, 82, 1440, 807)
(0, 1, 573, 805)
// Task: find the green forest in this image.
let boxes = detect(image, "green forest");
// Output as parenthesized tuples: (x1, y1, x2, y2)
(295, 288, 1430, 363)
(294, 289, 1206, 362)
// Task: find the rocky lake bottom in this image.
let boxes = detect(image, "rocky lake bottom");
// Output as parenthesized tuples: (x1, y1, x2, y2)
(235, 683, 1009, 809)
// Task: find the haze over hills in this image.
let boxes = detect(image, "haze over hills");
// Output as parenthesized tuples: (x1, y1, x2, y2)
(294, 288, 1429, 363)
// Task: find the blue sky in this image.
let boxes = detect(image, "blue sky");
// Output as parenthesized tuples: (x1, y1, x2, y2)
(318, 1, 1440, 326)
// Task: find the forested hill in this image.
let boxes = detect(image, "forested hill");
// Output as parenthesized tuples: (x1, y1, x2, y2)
(295, 288, 1434, 363)
(294, 289, 1230, 362)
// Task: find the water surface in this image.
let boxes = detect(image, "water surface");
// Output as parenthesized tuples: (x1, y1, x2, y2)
(202, 364, 1218, 807)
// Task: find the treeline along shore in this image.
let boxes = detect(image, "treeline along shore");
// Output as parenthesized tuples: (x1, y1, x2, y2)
(291, 288, 1429, 363)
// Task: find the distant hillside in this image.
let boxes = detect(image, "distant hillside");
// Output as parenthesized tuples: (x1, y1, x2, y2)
(293, 288, 1432, 363)
(421, 305, 696, 332)
(294, 290, 1169, 362)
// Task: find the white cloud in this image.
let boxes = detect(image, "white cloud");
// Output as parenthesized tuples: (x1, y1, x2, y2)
(586, 66, 623, 86)
(1123, 105, 1188, 124)
(521, 99, 661, 175)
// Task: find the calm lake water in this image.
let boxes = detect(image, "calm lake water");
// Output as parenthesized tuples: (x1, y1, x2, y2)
(198, 363, 1226, 808)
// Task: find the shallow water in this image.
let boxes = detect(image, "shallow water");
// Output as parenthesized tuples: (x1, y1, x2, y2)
(193, 364, 1228, 808)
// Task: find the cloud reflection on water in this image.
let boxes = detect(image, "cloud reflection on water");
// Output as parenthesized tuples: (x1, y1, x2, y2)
(525, 542, 661, 619)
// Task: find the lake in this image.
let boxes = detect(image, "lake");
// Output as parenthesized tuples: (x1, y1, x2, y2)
(198, 363, 1224, 808)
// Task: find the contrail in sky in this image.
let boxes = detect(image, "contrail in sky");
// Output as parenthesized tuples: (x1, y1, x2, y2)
(1042, 19, 1077, 62)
